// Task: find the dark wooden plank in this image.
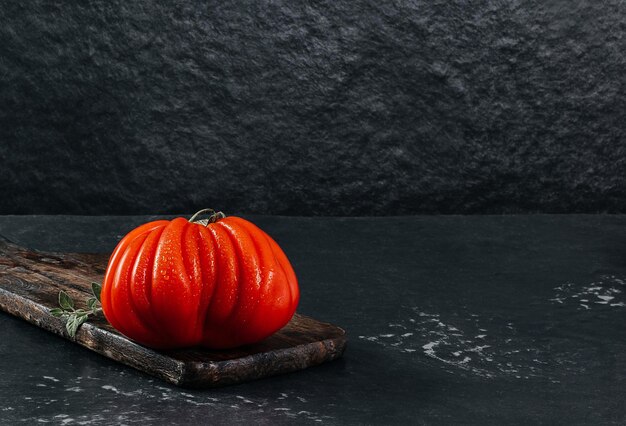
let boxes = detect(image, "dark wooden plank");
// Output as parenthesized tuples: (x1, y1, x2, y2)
(0, 236, 346, 388)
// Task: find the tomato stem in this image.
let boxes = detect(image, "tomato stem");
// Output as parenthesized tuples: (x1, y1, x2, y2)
(189, 208, 226, 225)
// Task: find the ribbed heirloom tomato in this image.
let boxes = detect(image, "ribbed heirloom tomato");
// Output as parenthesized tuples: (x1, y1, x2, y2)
(100, 209, 299, 349)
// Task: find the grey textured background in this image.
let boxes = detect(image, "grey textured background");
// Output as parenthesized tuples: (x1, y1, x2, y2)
(1, 1, 625, 215)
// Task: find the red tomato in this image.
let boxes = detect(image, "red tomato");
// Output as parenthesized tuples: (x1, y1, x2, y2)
(100, 210, 299, 349)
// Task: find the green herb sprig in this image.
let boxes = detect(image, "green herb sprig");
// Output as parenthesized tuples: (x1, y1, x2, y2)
(50, 282, 102, 338)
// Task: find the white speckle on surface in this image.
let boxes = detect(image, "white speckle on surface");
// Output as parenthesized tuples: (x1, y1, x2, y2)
(43, 376, 59, 382)
(36, 384, 46, 387)
(467, 345, 490, 353)
(357, 305, 564, 380)
(101, 385, 142, 397)
(551, 276, 625, 310)
(389, 323, 406, 328)
(349, 274, 624, 386)
(422, 341, 439, 354)
(184, 399, 215, 407)
(379, 334, 395, 338)
(65, 387, 83, 392)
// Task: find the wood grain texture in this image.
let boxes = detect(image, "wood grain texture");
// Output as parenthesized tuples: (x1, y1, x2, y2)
(0, 237, 346, 388)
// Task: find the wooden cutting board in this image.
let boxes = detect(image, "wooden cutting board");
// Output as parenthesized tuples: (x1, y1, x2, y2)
(0, 236, 346, 388)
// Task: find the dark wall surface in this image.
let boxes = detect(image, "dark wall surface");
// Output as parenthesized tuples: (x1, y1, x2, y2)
(1, 1, 624, 216)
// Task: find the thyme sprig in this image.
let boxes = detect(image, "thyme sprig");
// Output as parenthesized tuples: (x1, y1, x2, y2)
(50, 282, 102, 338)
